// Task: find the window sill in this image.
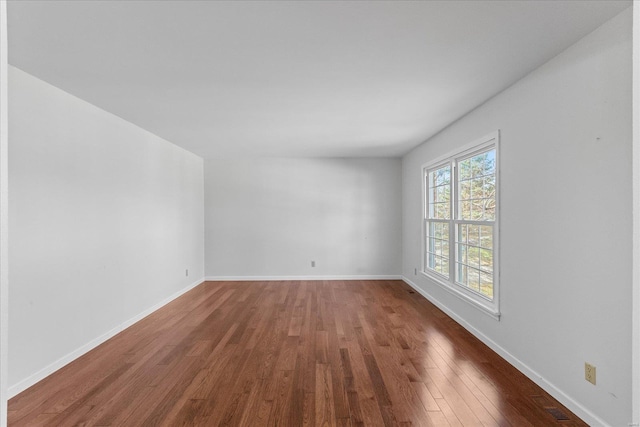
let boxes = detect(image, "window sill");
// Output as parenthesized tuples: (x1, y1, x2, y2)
(419, 271, 501, 320)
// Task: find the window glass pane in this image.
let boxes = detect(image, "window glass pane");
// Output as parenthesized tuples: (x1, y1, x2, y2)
(427, 252, 434, 270)
(479, 271, 493, 298)
(459, 180, 471, 200)
(459, 159, 470, 180)
(472, 199, 484, 221)
(441, 223, 450, 239)
(471, 153, 486, 178)
(426, 221, 450, 279)
(484, 204, 495, 221)
(441, 226, 449, 255)
(479, 225, 493, 249)
(459, 224, 467, 243)
(468, 225, 479, 246)
(432, 167, 450, 186)
(457, 148, 496, 222)
(441, 257, 448, 275)
(428, 165, 451, 220)
(443, 222, 450, 238)
(456, 226, 494, 298)
(457, 243, 467, 265)
(443, 167, 451, 185)
(425, 227, 435, 270)
(470, 180, 482, 200)
(460, 200, 471, 220)
(468, 268, 480, 291)
(434, 202, 449, 220)
(429, 171, 438, 188)
(457, 264, 467, 286)
(484, 150, 496, 175)
(483, 176, 496, 199)
(467, 246, 478, 266)
(480, 248, 493, 271)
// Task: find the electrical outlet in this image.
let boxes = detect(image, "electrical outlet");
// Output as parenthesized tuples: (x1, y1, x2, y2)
(414, 268, 417, 275)
(585, 362, 596, 385)
(185, 269, 189, 277)
(311, 261, 315, 267)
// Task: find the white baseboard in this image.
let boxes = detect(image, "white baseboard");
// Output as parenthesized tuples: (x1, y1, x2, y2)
(204, 275, 402, 281)
(401, 276, 610, 427)
(8, 277, 205, 398)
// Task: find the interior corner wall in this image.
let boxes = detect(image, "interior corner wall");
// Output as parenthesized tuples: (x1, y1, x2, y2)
(402, 8, 632, 427)
(204, 157, 402, 279)
(7, 66, 205, 395)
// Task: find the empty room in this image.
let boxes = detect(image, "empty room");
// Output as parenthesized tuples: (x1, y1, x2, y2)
(0, 0, 639, 426)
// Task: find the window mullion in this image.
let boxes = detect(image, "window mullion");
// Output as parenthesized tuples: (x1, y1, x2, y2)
(450, 161, 457, 281)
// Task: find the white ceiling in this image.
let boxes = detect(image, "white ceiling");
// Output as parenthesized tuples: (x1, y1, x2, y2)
(7, 0, 631, 158)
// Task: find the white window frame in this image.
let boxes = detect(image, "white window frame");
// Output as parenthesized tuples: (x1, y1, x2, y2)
(421, 131, 500, 319)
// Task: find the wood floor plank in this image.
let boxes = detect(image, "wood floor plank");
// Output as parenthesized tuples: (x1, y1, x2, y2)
(315, 363, 336, 427)
(410, 379, 439, 412)
(8, 280, 589, 426)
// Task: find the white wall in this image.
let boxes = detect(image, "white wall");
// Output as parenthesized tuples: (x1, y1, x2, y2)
(205, 157, 401, 279)
(0, 1, 8, 425)
(7, 67, 204, 395)
(632, 1, 640, 423)
(403, 9, 632, 427)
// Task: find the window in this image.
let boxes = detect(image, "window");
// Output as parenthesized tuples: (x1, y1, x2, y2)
(422, 132, 499, 317)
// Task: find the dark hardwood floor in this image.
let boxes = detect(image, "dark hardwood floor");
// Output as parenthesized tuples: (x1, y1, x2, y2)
(8, 280, 587, 426)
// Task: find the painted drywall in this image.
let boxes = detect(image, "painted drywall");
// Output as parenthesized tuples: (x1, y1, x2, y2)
(7, 67, 204, 394)
(632, 1, 640, 423)
(0, 1, 8, 425)
(403, 8, 632, 427)
(205, 157, 401, 278)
